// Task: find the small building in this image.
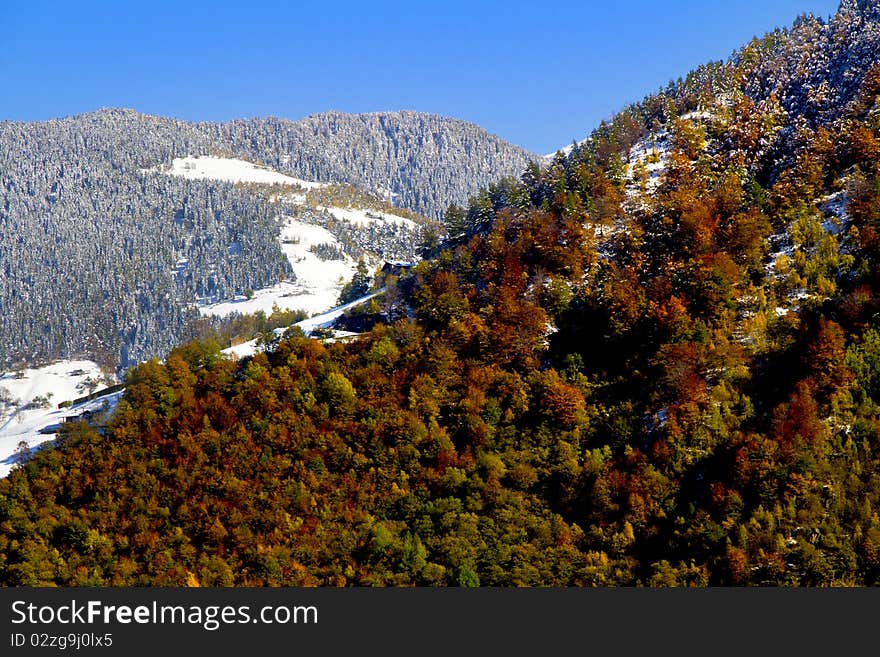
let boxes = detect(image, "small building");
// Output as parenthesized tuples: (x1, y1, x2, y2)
(381, 261, 415, 276)
(62, 409, 94, 424)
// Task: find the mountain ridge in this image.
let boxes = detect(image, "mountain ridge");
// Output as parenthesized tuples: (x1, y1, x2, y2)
(2, 106, 537, 219)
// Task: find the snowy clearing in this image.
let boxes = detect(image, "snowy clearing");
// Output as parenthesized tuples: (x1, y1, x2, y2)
(150, 157, 412, 322)
(294, 288, 384, 335)
(0, 361, 120, 478)
(222, 289, 384, 359)
(148, 156, 327, 189)
(199, 218, 358, 319)
(320, 205, 418, 230)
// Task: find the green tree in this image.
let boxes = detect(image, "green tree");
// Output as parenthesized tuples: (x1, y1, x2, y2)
(443, 204, 468, 237)
(338, 259, 372, 305)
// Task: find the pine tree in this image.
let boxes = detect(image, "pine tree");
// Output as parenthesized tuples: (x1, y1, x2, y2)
(338, 258, 372, 305)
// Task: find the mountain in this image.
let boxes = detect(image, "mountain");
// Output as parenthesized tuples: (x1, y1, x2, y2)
(3, 1, 880, 586)
(0, 109, 535, 370)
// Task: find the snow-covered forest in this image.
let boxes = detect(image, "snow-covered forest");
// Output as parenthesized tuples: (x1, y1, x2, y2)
(0, 110, 535, 370)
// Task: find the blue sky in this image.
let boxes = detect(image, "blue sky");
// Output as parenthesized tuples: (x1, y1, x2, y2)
(1, 0, 842, 153)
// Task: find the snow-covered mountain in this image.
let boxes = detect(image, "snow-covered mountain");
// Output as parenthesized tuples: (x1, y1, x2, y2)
(0, 110, 535, 371)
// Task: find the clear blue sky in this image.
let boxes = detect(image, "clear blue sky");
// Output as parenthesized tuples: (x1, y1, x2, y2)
(1, 0, 842, 154)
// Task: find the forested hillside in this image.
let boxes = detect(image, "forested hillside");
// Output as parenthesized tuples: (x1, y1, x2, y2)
(3, 1, 880, 586)
(203, 111, 534, 219)
(0, 110, 532, 370)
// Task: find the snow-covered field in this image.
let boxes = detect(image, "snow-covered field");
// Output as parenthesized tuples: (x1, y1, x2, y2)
(0, 360, 120, 478)
(199, 218, 359, 319)
(150, 156, 327, 190)
(293, 288, 384, 335)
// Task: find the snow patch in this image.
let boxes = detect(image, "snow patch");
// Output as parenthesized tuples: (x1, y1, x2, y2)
(147, 156, 327, 189)
(625, 131, 670, 199)
(199, 218, 358, 319)
(819, 190, 850, 235)
(222, 290, 384, 359)
(155, 160, 413, 323)
(680, 110, 715, 122)
(294, 289, 384, 335)
(0, 361, 119, 478)
(320, 205, 417, 230)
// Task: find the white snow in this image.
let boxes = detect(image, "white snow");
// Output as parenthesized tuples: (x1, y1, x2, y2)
(0, 360, 120, 478)
(545, 138, 589, 159)
(148, 156, 327, 189)
(680, 110, 715, 122)
(294, 289, 384, 335)
(625, 131, 670, 199)
(319, 205, 417, 229)
(221, 337, 262, 360)
(820, 190, 850, 235)
(374, 186, 400, 203)
(222, 290, 384, 359)
(150, 157, 413, 326)
(765, 241, 795, 277)
(171, 256, 189, 278)
(199, 218, 359, 319)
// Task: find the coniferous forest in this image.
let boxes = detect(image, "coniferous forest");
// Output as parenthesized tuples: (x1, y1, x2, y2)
(3, 1, 880, 586)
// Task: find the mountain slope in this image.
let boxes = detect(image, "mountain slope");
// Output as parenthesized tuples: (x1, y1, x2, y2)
(203, 110, 536, 220)
(4, 1, 880, 587)
(0, 109, 534, 370)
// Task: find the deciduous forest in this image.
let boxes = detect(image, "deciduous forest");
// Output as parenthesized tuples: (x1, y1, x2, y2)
(2, 1, 880, 586)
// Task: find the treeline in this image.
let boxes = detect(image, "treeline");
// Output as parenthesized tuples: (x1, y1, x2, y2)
(206, 111, 536, 220)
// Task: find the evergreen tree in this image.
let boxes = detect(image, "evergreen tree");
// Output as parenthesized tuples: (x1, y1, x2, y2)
(338, 258, 372, 305)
